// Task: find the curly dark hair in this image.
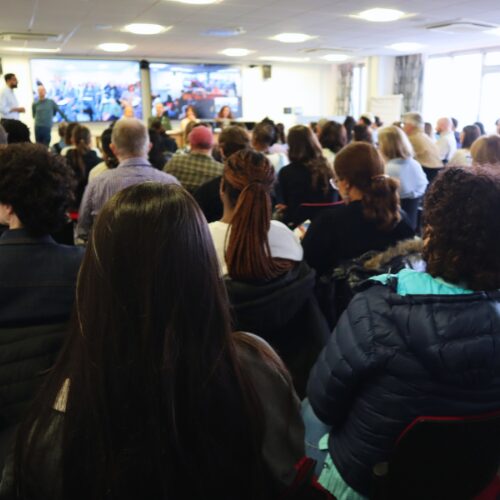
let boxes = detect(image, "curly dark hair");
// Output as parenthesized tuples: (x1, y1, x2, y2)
(0, 144, 75, 236)
(423, 167, 500, 290)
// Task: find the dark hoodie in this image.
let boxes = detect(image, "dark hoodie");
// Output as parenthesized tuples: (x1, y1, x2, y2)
(307, 269, 500, 495)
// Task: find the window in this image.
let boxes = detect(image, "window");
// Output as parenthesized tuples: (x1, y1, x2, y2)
(350, 64, 367, 118)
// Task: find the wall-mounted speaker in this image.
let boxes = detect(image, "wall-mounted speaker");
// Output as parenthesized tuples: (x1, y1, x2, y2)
(262, 65, 272, 80)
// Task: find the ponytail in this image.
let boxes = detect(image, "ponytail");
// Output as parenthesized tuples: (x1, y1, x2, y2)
(362, 174, 401, 230)
(223, 150, 293, 281)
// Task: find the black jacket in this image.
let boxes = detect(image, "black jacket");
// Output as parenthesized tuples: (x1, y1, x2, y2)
(307, 277, 500, 495)
(226, 262, 330, 397)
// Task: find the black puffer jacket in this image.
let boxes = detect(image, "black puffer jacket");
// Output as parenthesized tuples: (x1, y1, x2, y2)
(307, 276, 500, 496)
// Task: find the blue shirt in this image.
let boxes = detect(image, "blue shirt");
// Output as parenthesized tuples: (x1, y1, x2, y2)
(32, 98, 67, 128)
(0, 86, 19, 119)
(76, 157, 179, 241)
(386, 157, 428, 199)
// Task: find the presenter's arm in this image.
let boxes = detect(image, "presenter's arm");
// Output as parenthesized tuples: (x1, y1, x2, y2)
(54, 100, 69, 122)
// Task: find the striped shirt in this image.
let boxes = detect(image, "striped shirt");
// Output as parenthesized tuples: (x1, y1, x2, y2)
(76, 157, 179, 241)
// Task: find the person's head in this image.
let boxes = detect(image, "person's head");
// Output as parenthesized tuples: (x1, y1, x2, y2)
(275, 123, 286, 144)
(58, 122, 68, 141)
(64, 122, 79, 146)
(358, 112, 374, 127)
(436, 117, 452, 134)
(470, 135, 500, 165)
(343, 116, 356, 142)
(287, 124, 332, 192)
(334, 142, 401, 231)
(460, 125, 481, 150)
(0, 144, 74, 236)
(353, 124, 373, 144)
(496, 118, 500, 136)
(4, 73, 17, 89)
(252, 121, 277, 151)
(316, 118, 329, 136)
(185, 105, 196, 119)
(148, 129, 166, 169)
(318, 121, 347, 154)
(423, 167, 500, 290)
(100, 128, 119, 169)
(37, 85, 47, 100)
(221, 150, 291, 282)
(111, 118, 150, 160)
(474, 121, 486, 136)
(374, 116, 383, 128)
(0, 124, 7, 146)
(0, 119, 30, 143)
(218, 125, 250, 159)
(378, 125, 414, 161)
(123, 105, 135, 118)
(188, 125, 214, 153)
(424, 122, 434, 138)
(183, 120, 200, 144)
(402, 112, 424, 136)
(154, 102, 165, 117)
(72, 125, 92, 152)
(218, 105, 233, 119)
(451, 117, 458, 131)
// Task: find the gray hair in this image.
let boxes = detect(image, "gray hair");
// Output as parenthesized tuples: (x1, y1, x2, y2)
(402, 112, 424, 130)
(111, 118, 149, 157)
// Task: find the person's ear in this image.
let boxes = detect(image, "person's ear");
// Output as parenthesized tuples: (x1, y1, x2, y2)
(148, 142, 153, 153)
(110, 143, 118, 156)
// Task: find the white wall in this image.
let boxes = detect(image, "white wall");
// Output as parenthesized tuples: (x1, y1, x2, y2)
(0, 54, 336, 140)
(366, 56, 396, 106)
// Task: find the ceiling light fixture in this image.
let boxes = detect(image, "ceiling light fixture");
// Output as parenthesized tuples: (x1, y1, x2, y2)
(386, 42, 424, 52)
(98, 43, 132, 52)
(165, 0, 221, 5)
(123, 23, 170, 35)
(356, 8, 405, 22)
(321, 53, 350, 62)
(258, 56, 310, 62)
(271, 32, 315, 43)
(220, 48, 252, 56)
(2, 46, 61, 53)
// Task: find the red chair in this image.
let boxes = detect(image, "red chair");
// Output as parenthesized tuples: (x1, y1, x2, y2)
(372, 411, 500, 500)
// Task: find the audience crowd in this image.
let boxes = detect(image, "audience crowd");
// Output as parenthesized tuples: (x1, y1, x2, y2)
(2, 82, 500, 500)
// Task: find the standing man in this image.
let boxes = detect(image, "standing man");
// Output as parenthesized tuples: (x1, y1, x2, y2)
(0, 74, 25, 120)
(32, 85, 68, 146)
(435, 117, 457, 164)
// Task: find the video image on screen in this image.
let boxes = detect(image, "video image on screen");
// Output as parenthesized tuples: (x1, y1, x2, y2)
(30, 59, 142, 122)
(150, 63, 242, 120)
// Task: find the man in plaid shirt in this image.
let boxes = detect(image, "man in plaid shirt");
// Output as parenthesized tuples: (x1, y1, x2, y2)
(164, 125, 222, 194)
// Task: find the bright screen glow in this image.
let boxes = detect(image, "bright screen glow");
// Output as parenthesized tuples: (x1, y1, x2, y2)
(150, 63, 242, 119)
(30, 59, 142, 122)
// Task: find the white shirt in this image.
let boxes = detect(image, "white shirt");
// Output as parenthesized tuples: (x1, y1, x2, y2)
(436, 132, 457, 163)
(209, 220, 303, 276)
(448, 148, 472, 167)
(0, 86, 19, 119)
(266, 152, 288, 173)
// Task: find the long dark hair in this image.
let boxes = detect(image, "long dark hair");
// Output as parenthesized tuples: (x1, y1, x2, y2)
(335, 142, 401, 230)
(70, 125, 92, 178)
(318, 121, 347, 154)
(287, 125, 332, 193)
(13, 183, 277, 500)
(223, 149, 293, 281)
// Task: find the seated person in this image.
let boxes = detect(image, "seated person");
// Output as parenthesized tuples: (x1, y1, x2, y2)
(306, 167, 500, 499)
(318, 121, 347, 167)
(88, 128, 119, 181)
(0, 119, 30, 144)
(470, 134, 500, 165)
(148, 102, 172, 131)
(278, 125, 336, 227)
(51, 122, 67, 154)
(302, 142, 415, 276)
(448, 124, 480, 167)
(0, 183, 306, 499)
(194, 125, 250, 223)
(252, 120, 288, 173)
(0, 144, 84, 431)
(164, 125, 222, 194)
(149, 119, 177, 154)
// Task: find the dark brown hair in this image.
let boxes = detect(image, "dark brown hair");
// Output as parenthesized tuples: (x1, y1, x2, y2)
(13, 183, 283, 499)
(252, 122, 277, 148)
(318, 121, 347, 154)
(335, 142, 401, 230)
(287, 125, 332, 193)
(423, 167, 500, 290)
(71, 125, 92, 177)
(223, 150, 293, 281)
(217, 105, 233, 119)
(353, 124, 373, 144)
(218, 125, 250, 158)
(64, 122, 78, 146)
(461, 125, 481, 149)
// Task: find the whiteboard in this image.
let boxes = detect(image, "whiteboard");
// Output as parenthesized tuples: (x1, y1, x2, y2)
(369, 95, 403, 124)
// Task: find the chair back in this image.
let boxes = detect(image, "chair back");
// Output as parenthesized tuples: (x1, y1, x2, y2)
(372, 412, 500, 500)
(400, 197, 421, 232)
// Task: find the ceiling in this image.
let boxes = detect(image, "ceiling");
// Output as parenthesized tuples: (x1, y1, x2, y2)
(3, 0, 500, 63)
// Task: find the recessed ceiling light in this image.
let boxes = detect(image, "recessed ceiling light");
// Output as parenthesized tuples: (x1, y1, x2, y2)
(270, 33, 316, 43)
(220, 48, 252, 57)
(2, 47, 61, 53)
(165, 0, 221, 4)
(258, 56, 310, 62)
(387, 42, 424, 52)
(356, 8, 405, 22)
(123, 23, 170, 35)
(98, 43, 132, 52)
(321, 53, 350, 62)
